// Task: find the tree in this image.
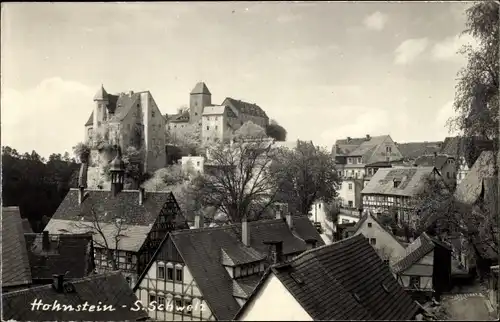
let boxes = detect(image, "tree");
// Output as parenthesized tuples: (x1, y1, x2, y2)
(189, 136, 283, 222)
(271, 140, 342, 216)
(233, 121, 267, 140)
(167, 123, 202, 153)
(266, 119, 287, 141)
(142, 164, 185, 191)
(73, 142, 91, 163)
(122, 146, 144, 188)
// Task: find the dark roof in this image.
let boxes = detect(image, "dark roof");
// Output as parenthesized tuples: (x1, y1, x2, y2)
(191, 82, 211, 95)
(455, 151, 496, 205)
(85, 91, 146, 126)
(93, 85, 108, 101)
(333, 135, 404, 164)
(222, 97, 268, 118)
(392, 232, 451, 274)
(366, 161, 393, 167)
(24, 233, 94, 280)
(2, 271, 148, 321)
(1, 207, 32, 288)
(135, 216, 324, 320)
(236, 235, 419, 320)
(167, 109, 190, 123)
(353, 212, 406, 248)
(440, 136, 494, 157)
(22, 218, 33, 233)
(396, 141, 443, 160)
(414, 154, 453, 170)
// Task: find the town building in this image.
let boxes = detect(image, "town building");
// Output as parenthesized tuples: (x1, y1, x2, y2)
(361, 166, 441, 226)
(395, 141, 444, 163)
(235, 235, 420, 321)
(181, 155, 204, 177)
(332, 135, 404, 208)
(133, 213, 324, 321)
(85, 85, 166, 173)
(391, 232, 452, 301)
(2, 271, 148, 321)
(353, 212, 406, 264)
(44, 151, 188, 287)
(166, 82, 269, 144)
(414, 153, 456, 186)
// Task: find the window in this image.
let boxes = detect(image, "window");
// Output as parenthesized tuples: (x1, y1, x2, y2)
(357, 157, 362, 164)
(175, 267, 183, 282)
(158, 266, 166, 279)
(383, 259, 390, 266)
(126, 276, 132, 285)
(386, 146, 392, 153)
(348, 158, 353, 164)
(348, 201, 353, 207)
(370, 238, 376, 245)
(152, 110, 155, 117)
(348, 183, 353, 190)
(446, 172, 450, 179)
(167, 267, 174, 280)
(318, 203, 321, 209)
(184, 298, 193, 311)
(175, 299, 183, 308)
(215, 116, 218, 121)
(393, 180, 401, 188)
(196, 161, 200, 166)
(126, 253, 133, 263)
(158, 296, 165, 307)
(409, 276, 420, 288)
(342, 219, 350, 224)
(137, 104, 140, 108)
(206, 126, 209, 130)
(149, 294, 157, 304)
(215, 125, 218, 130)
(367, 223, 372, 228)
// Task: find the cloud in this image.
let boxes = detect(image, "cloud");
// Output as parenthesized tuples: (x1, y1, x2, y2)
(394, 38, 429, 65)
(1, 77, 96, 158)
(363, 11, 388, 31)
(431, 34, 478, 62)
(435, 100, 461, 137)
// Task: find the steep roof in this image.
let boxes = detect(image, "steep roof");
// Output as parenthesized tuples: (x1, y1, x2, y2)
(24, 233, 94, 280)
(414, 154, 453, 170)
(362, 166, 438, 197)
(202, 105, 237, 117)
(85, 91, 145, 126)
(440, 136, 494, 157)
(167, 109, 190, 123)
(353, 212, 406, 248)
(392, 232, 451, 274)
(191, 82, 211, 95)
(2, 271, 148, 321)
(93, 85, 108, 101)
(236, 235, 419, 320)
(1, 207, 33, 288)
(222, 97, 268, 118)
(135, 216, 324, 320)
(396, 141, 443, 160)
(334, 135, 399, 164)
(454, 151, 496, 205)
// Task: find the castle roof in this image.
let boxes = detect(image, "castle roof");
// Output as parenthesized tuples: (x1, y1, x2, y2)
(93, 85, 108, 101)
(396, 141, 443, 161)
(85, 91, 146, 126)
(202, 105, 237, 117)
(191, 82, 211, 95)
(222, 97, 268, 118)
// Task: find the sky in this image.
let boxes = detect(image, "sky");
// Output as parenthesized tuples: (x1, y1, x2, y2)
(1, 1, 477, 157)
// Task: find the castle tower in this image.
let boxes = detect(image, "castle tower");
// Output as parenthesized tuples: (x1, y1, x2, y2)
(189, 82, 211, 124)
(109, 146, 125, 197)
(93, 85, 109, 128)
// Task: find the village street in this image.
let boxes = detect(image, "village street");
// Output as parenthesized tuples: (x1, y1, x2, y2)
(440, 289, 495, 321)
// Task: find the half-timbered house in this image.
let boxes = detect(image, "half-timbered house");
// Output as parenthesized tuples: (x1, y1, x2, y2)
(44, 149, 188, 287)
(133, 213, 324, 321)
(391, 232, 452, 301)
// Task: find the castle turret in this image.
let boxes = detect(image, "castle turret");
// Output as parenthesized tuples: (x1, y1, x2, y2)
(189, 82, 211, 124)
(93, 85, 109, 128)
(109, 146, 125, 197)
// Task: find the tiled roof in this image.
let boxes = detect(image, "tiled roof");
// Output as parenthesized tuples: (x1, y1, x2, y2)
(237, 235, 419, 320)
(167, 109, 190, 123)
(396, 141, 443, 160)
(135, 216, 324, 320)
(2, 271, 148, 321)
(353, 212, 406, 248)
(440, 136, 494, 157)
(1, 207, 33, 288)
(334, 135, 400, 164)
(454, 151, 496, 205)
(24, 233, 94, 280)
(93, 85, 108, 101)
(202, 105, 237, 117)
(362, 166, 437, 197)
(191, 82, 211, 95)
(414, 154, 452, 170)
(45, 189, 187, 252)
(222, 97, 268, 118)
(85, 91, 144, 126)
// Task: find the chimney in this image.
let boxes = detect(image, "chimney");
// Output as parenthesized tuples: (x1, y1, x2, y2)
(52, 274, 65, 293)
(347, 137, 352, 142)
(286, 213, 293, 230)
(128, 90, 134, 97)
(263, 241, 284, 264)
(42, 231, 50, 251)
(305, 238, 317, 250)
(78, 162, 88, 188)
(358, 208, 363, 217)
(78, 186, 85, 205)
(366, 134, 371, 140)
(138, 187, 145, 205)
(242, 216, 250, 246)
(194, 214, 204, 229)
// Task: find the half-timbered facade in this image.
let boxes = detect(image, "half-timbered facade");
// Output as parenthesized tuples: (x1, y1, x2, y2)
(133, 214, 324, 321)
(44, 151, 188, 287)
(361, 166, 441, 226)
(391, 232, 452, 301)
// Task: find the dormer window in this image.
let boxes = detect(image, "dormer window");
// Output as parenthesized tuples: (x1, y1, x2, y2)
(393, 179, 401, 188)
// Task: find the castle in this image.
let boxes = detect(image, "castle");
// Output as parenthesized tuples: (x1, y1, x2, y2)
(84, 86, 166, 174)
(165, 82, 270, 144)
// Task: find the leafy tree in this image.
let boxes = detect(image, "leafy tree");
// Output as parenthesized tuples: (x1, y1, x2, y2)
(122, 146, 144, 188)
(73, 142, 91, 163)
(266, 119, 287, 141)
(233, 121, 267, 140)
(271, 140, 342, 216)
(142, 164, 185, 191)
(324, 201, 340, 223)
(167, 122, 202, 154)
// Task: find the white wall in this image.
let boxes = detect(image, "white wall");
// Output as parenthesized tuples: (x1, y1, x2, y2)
(238, 274, 313, 321)
(181, 156, 204, 176)
(397, 251, 434, 291)
(338, 180, 358, 208)
(338, 213, 359, 225)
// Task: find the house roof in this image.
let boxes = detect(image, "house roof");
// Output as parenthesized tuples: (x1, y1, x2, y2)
(2, 271, 148, 321)
(362, 166, 438, 197)
(191, 82, 211, 95)
(93, 85, 108, 101)
(222, 97, 268, 118)
(1, 207, 33, 288)
(334, 135, 401, 164)
(134, 216, 324, 320)
(391, 232, 451, 274)
(353, 212, 406, 248)
(236, 235, 419, 320)
(202, 105, 237, 117)
(440, 136, 494, 157)
(396, 141, 443, 160)
(45, 189, 187, 252)
(414, 154, 453, 170)
(167, 109, 191, 123)
(24, 233, 94, 280)
(85, 91, 146, 126)
(454, 151, 496, 205)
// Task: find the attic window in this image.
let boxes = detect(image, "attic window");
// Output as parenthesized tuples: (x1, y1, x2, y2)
(382, 283, 390, 293)
(393, 179, 401, 188)
(290, 272, 304, 284)
(367, 223, 372, 228)
(353, 293, 361, 302)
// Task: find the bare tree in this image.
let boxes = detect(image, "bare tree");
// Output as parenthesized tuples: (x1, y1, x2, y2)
(72, 207, 128, 271)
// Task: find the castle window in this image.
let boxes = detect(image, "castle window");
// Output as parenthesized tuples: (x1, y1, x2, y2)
(215, 116, 218, 121)
(207, 126, 209, 130)
(215, 126, 218, 130)
(152, 110, 155, 118)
